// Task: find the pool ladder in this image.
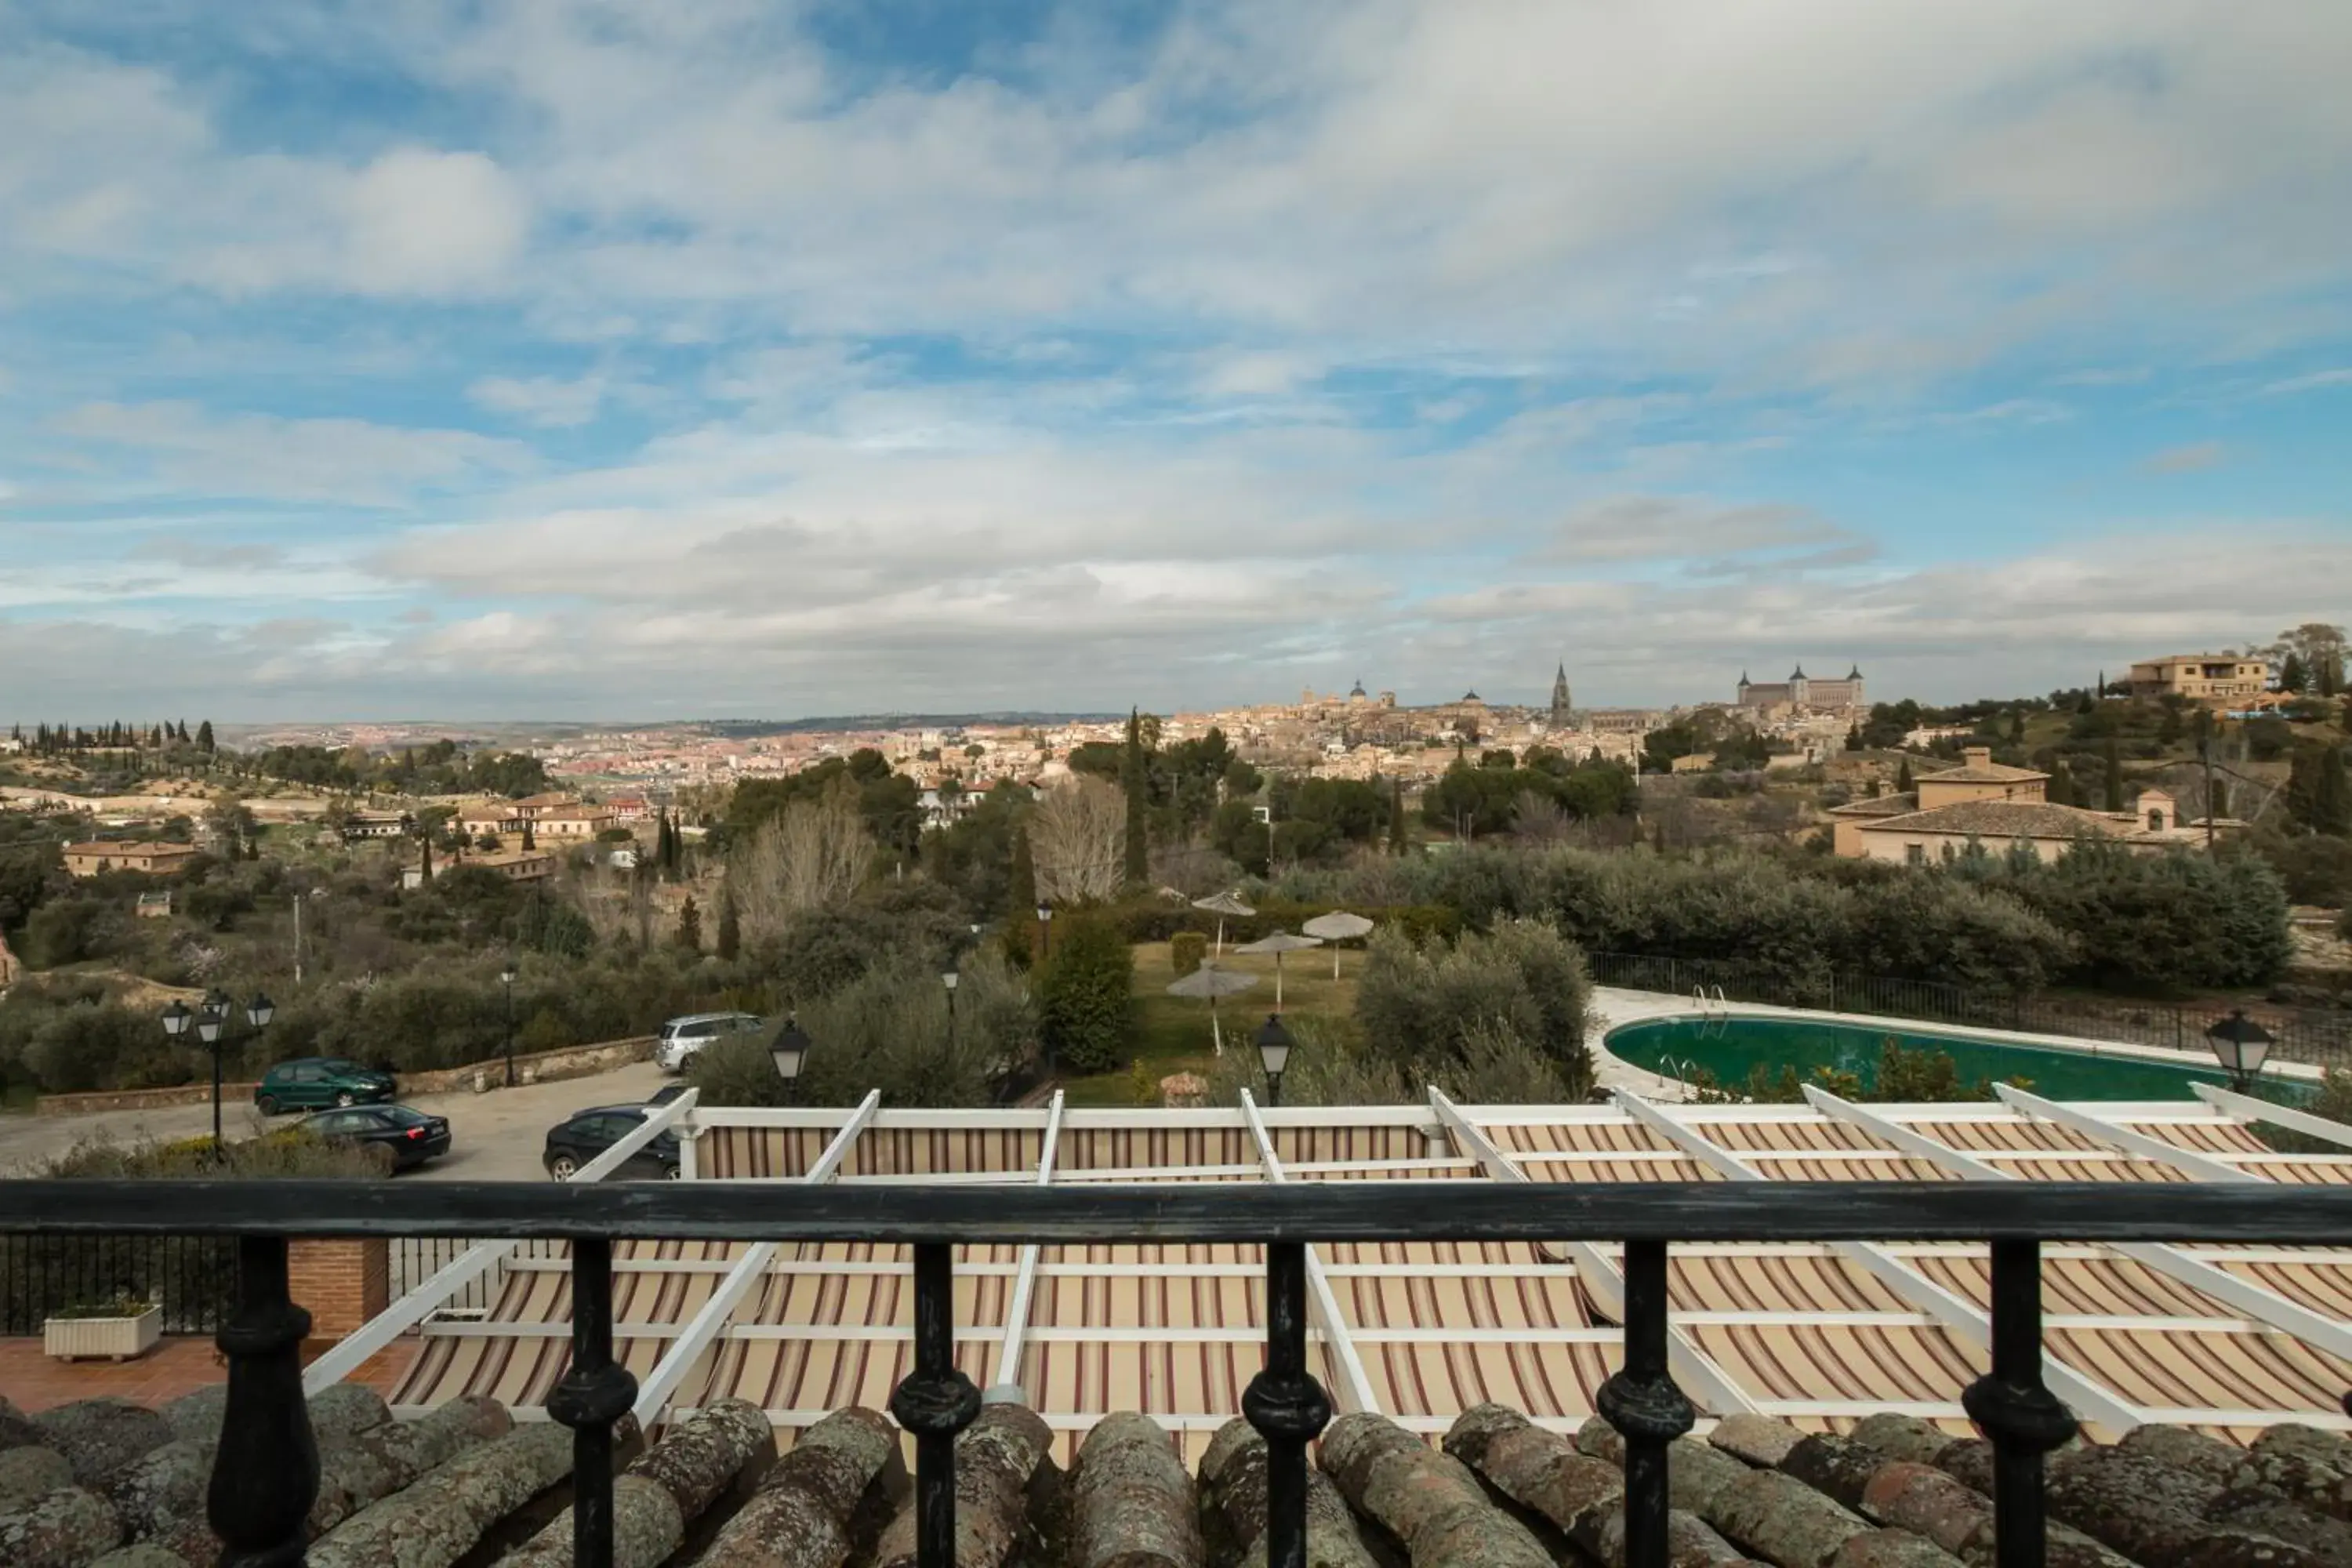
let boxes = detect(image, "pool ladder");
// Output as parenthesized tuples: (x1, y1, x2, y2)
(1690, 985, 1730, 1036)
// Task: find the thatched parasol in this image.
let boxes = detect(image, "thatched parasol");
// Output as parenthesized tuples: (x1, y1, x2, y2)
(1165, 964, 1258, 1054)
(1232, 930, 1323, 1011)
(1301, 910, 1375, 980)
(1191, 890, 1258, 955)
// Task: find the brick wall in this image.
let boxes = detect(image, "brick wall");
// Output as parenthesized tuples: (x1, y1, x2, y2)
(289, 1238, 389, 1340)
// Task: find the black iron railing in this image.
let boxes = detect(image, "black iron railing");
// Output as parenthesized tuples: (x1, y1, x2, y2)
(2, 1178, 2350, 1568)
(1588, 949, 2352, 1068)
(0, 1232, 238, 1334)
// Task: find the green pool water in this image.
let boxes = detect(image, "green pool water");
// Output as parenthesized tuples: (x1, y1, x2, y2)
(1606, 1015, 2305, 1103)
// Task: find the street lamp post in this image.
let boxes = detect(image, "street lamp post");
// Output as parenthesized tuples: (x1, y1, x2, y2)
(167, 990, 272, 1157)
(770, 1018, 811, 1104)
(1036, 899, 1054, 961)
(2205, 1008, 2274, 1094)
(499, 960, 518, 1088)
(1255, 1013, 1295, 1108)
(943, 971, 959, 1035)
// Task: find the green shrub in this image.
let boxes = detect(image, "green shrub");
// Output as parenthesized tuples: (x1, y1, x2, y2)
(1170, 931, 1207, 978)
(1036, 913, 1138, 1074)
(1206, 1011, 1579, 1107)
(688, 949, 1036, 1108)
(1353, 920, 1594, 1099)
(42, 1125, 389, 1180)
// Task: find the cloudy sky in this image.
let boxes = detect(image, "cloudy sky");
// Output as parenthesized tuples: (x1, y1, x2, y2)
(3, 2, 2349, 720)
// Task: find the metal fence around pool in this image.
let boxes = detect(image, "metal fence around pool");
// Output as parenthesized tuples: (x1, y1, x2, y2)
(1588, 950, 2352, 1068)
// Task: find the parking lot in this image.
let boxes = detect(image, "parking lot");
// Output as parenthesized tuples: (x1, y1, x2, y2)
(0, 1058, 675, 1182)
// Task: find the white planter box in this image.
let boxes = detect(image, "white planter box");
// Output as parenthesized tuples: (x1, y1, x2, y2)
(43, 1305, 162, 1362)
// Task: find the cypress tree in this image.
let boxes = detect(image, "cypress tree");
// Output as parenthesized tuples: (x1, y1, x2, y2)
(1895, 757, 1914, 793)
(716, 883, 741, 960)
(675, 895, 701, 951)
(2103, 734, 2124, 813)
(2048, 761, 2076, 808)
(2209, 777, 2230, 820)
(418, 835, 434, 886)
(2281, 652, 2310, 693)
(1120, 707, 1149, 885)
(1004, 826, 1038, 967)
(1388, 778, 1409, 856)
(195, 720, 215, 752)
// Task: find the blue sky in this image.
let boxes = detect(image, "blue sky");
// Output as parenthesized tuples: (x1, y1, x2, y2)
(2, 1, 2347, 720)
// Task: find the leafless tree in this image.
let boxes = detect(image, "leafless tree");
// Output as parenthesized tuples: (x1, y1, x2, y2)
(1030, 777, 1127, 902)
(1512, 792, 1574, 844)
(730, 776, 873, 942)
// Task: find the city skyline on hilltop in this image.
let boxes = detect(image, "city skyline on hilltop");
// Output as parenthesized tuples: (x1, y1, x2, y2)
(1, 5, 2347, 719)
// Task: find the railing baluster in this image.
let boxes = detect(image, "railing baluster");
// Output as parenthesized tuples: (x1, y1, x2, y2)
(891, 1242, 982, 1568)
(1597, 1238, 1693, 1568)
(1962, 1238, 2078, 1568)
(1243, 1240, 1333, 1568)
(209, 1236, 318, 1568)
(547, 1237, 637, 1568)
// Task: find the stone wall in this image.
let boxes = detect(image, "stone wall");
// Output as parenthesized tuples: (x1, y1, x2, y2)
(35, 1036, 654, 1116)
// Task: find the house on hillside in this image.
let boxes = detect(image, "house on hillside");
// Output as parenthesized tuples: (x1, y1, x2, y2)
(532, 804, 618, 840)
(2129, 652, 2270, 707)
(60, 840, 199, 878)
(339, 810, 412, 841)
(1830, 747, 2239, 864)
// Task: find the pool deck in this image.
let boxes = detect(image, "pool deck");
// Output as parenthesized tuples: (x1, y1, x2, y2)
(1587, 985, 2326, 1101)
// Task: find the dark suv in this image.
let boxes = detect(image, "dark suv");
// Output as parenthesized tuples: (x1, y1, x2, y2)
(254, 1058, 397, 1116)
(543, 1105, 681, 1181)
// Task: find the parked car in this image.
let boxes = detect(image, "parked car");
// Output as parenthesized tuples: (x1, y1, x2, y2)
(254, 1058, 397, 1116)
(543, 1105, 681, 1181)
(299, 1104, 452, 1171)
(653, 1012, 765, 1073)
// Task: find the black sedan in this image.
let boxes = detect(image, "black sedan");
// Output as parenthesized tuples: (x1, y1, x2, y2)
(543, 1105, 681, 1181)
(300, 1104, 452, 1171)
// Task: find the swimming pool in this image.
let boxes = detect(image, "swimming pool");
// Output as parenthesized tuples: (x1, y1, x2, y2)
(1605, 1014, 2307, 1103)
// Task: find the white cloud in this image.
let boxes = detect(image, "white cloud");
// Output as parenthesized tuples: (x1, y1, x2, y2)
(53, 401, 536, 505)
(1521, 496, 1856, 566)
(341, 150, 528, 295)
(469, 372, 608, 428)
(2260, 368, 2352, 397)
(2147, 441, 2226, 474)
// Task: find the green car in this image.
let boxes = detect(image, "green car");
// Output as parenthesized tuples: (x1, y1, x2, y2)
(254, 1058, 397, 1116)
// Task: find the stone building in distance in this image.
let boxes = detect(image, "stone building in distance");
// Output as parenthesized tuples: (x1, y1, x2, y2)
(1737, 663, 1866, 714)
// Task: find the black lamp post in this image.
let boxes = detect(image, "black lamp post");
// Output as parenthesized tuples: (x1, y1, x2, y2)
(1036, 899, 1054, 960)
(771, 1018, 811, 1103)
(2205, 1008, 2274, 1094)
(1255, 1013, 1295, 1107)
(499, 960, 519, 1087)
(168, 990, 272, 1156)
(943, 971, 959, 1034)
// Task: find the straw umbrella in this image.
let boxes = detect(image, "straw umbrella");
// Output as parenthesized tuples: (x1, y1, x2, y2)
(1165, 964, 1258, 1056)
(1301, 910, 1374, 980)
(1191, 890, 1257, 956)
(1232, 931, 1323, 1011)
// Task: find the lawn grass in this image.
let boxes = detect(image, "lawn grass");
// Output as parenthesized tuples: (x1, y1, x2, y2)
(1055, 939, 1367, 1106)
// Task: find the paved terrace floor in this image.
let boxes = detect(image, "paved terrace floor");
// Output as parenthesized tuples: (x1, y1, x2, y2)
(0, 1334, 418, 1414)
